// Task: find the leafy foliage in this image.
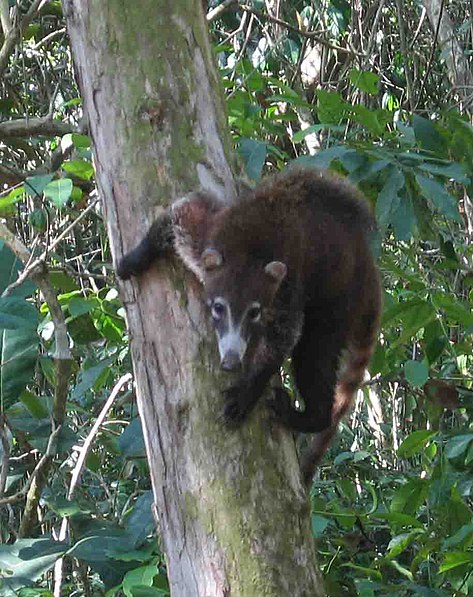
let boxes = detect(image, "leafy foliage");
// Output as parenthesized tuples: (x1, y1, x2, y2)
(0, 0, 472, 595)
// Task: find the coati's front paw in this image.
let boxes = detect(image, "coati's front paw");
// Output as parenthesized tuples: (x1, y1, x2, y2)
(222, 384, 253, 426)
(116, 252, 141, 280)
(267, 387, 293, 422)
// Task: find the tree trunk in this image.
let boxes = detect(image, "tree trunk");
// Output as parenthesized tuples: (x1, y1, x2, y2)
(63, 1, 324, 595)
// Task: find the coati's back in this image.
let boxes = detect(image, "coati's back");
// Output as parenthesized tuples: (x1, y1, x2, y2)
(208, 167, 377, 303)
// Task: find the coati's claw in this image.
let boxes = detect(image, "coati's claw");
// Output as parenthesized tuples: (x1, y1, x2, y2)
(222, 385, 252, 425)
(267, 387, 292, 421)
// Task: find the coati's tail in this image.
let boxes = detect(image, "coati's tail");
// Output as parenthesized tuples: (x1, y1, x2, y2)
(116, 211, 174, 279)
(300, 343, 376, 487)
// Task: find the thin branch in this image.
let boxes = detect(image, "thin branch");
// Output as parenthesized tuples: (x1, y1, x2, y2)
(394, 0, 414, 110)
(67, 374, 132, 499)
(0, 414, 10, 497)
(0, 115, 73, 139)
(0, 423, 62, 506)
(416, 0, 445, 110)
(1, 197, 100, 297)
(207, 0, 237, 22)
(239, 4, 365, 57)
(53, 373, 132, 597)
(0, 0, 50, 79)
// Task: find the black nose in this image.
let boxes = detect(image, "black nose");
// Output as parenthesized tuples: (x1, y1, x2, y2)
(221, 352, 241, 371)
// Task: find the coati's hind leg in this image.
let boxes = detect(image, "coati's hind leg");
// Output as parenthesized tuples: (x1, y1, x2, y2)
(299, 343, 375, 486)
(270, 327, 345, 433)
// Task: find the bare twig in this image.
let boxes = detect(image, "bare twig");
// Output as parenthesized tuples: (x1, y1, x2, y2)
(239, 4, 365, 56)
(1, 198, 99, 297)
(0, 0, 50, 78)
(395, 0, 414, 110)
(68, 374, 132, 499)
(416, 0, 445, 110)
(53, 373, 132, 597)
(0, 423, 62, 506)
(0, 414, 10, 497)
(207, 0, 237, 22)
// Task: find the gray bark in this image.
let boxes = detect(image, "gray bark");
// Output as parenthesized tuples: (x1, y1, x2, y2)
(62, 1, 324, 595)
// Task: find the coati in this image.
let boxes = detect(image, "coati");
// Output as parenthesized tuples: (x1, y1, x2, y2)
(117, 167, 381, 484)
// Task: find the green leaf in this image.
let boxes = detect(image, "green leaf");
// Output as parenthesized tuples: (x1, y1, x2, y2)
(415, 174, 461, 222)
(0, 296, 38, 330)
(24, 174, 54, 198)
(119, 417, 146, 458)
(445, 434, 473, 460)
(127, 587, 169, 597)
(375, 166, 404, 227)
(237, 138, 267, 181)
(442, 521, 473, 549)
(439, 551, 473, 573)
(349, 69, 379, 95)
(71, 358, 114, 400)
(0, 538, 65, 596)
(122, 565, 158, 597)
(418, 161, 469, 183)
(397, 430, 437, 458)
(0, 300, 38, 409)
(390, 193, 416, 240)
(124, 491, 155, 548)
(19, 390, 49, 419)
(431, 294, 473, 327)
(413, 115, 445, 154)
(404, 360, 429, 388)
(317, 90, 348, 124)
(43, 178, 73, 207)
(387, 529, 424, 558)
(62, 159, 94, 181)
(390, 478, 428, 515)
(0, 186, 25, 216)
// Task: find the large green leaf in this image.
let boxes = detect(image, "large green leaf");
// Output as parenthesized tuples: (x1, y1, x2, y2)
(375, 166, 404, 227)
(0, 299, 38, 410)
(0, 538, 65, 596)
(238, 138, 267, 181)
(397, 429, 437, 458)
(349, 69, 379, 95)
(413, 115, 445, 154)
(416, 174, 461, 222)
(43, 178, 73, 207)
(0, 243, 35, 298)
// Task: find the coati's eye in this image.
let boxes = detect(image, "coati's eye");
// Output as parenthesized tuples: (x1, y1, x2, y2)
(247, 303, 262, 322)
(211, 299, 226, 320)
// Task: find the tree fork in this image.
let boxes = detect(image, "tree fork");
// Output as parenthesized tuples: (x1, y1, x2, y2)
(63, 1, 323, 594)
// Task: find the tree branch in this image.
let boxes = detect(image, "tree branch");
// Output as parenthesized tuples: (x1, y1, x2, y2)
(239, 4, 365, 56)
(0, 115, 73, 140)
(0, 0, 50, 79)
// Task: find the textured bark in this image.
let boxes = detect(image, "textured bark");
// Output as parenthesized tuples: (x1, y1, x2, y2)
(63, 1, 323, 595)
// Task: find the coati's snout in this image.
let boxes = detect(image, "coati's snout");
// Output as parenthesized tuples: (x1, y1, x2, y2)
(207, 296, 258, 371)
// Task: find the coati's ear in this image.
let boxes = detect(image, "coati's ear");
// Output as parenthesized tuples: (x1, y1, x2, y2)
(264, 261, 287, 285)
(201, 248, 223, 271)
(171, 192, 223, 282)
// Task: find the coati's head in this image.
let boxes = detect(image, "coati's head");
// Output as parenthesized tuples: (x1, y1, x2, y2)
(172, 192, 287, 371)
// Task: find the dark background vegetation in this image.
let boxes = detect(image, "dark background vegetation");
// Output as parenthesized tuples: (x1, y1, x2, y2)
(0, 0, 472, 595)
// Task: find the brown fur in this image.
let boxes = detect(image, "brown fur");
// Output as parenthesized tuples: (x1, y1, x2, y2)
(117, 166, 382, 485)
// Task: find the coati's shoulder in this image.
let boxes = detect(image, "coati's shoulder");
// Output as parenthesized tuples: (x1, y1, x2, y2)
(253, 166, 376, 233)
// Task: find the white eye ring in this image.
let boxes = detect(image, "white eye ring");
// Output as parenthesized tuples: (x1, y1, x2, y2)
(247, 304, 261, 322)
(211, 300, 226, 320)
